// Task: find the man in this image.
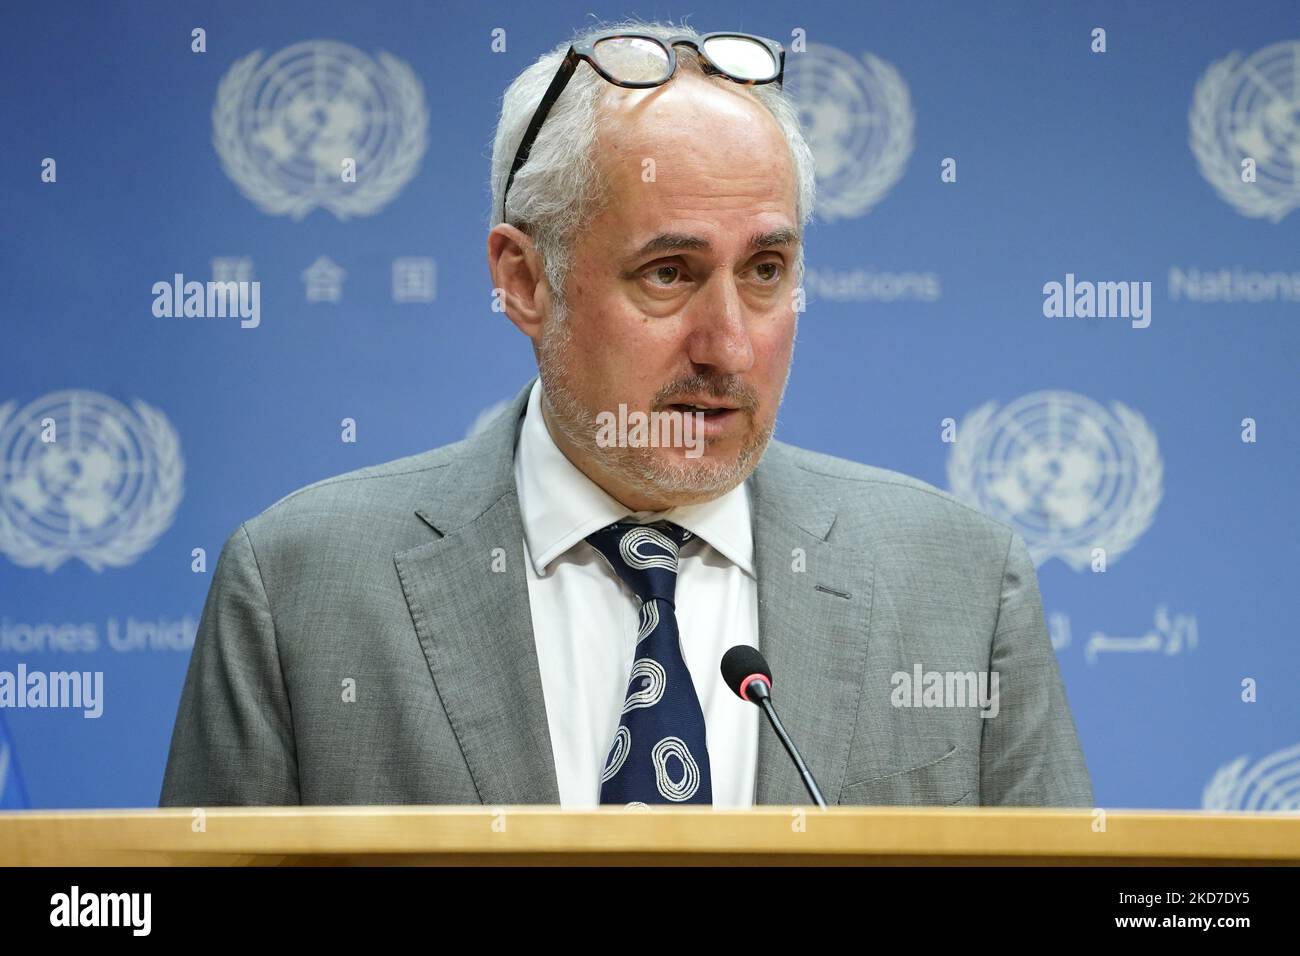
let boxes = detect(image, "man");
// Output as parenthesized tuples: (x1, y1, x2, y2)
(160, 21, 1092, 809)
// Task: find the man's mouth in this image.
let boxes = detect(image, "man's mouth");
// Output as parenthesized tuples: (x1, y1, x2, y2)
(663, 400, 742, 418)
(659, 400, 747, 443)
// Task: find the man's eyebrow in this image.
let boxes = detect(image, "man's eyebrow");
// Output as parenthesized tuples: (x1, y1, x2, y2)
(625, 227, 801, 261)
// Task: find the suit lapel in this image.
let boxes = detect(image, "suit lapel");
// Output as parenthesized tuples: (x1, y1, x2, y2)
(749, 445, 876, 806)
(394, 380, 561, 804)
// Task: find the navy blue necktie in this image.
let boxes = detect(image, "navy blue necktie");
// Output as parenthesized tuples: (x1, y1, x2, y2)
(586, 520, 713, 805)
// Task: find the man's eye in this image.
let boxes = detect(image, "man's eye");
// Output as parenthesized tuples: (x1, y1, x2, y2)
(646, 265, 682, 287)
(754, 262, 783, 283)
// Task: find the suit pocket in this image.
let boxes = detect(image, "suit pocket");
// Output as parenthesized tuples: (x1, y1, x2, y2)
(839, 743, 972, 806)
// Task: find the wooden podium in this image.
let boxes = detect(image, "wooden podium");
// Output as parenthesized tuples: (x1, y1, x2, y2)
(2, 806, 1298, 865)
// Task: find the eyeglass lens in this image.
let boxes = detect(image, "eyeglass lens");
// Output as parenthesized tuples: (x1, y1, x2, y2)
(591, 37, 672, 83)
(700, 36, 778, 81)
(591, 35, 778, 84)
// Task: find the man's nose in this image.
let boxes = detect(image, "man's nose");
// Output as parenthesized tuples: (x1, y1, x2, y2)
(684, 275, 755, 374)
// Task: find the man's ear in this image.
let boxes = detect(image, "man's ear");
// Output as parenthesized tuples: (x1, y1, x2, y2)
(487, 224, 551, 344)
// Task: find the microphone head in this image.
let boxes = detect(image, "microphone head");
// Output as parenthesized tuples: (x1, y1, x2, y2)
(721, 645, 773, 703)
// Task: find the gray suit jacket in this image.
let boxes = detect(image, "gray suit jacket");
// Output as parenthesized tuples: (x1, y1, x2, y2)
(160, 379, 1092, 808)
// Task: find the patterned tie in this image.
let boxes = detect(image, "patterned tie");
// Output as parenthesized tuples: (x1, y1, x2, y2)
(586, 520, 713, 806)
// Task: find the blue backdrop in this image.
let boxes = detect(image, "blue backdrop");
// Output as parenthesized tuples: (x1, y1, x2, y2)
(1, 0, 1297, 810)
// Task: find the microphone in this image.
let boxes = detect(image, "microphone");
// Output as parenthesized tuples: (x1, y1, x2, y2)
(721, 645, 827, 809)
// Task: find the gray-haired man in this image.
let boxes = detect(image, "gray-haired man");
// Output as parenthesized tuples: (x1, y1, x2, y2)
(161, 21, 1092, 809)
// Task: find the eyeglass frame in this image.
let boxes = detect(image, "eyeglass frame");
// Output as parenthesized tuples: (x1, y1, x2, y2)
(500, 30, 786, 224)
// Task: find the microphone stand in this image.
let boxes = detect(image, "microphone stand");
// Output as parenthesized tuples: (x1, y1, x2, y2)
(750, 681, 827, 809)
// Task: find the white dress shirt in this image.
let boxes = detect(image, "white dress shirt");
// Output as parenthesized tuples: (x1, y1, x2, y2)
(513, 380, 760, 808)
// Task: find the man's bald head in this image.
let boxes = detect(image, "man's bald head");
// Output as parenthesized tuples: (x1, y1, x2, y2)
(489, 21, 815, 306)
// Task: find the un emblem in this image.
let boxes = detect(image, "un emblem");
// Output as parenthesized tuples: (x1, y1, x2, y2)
(784, 43, 913, 220)
(1190, 40, 1300, 222)
(947, 391, 1162, 571)
(213, 40, 429, 220)
(0, 391, 184, 572)
(1203, 741, 1300, 811)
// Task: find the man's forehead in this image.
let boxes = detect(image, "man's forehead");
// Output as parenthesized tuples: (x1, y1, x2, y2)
(593, 75, 800, 263)
(599, 68, 760, 122)
(596, 71, 787, 162)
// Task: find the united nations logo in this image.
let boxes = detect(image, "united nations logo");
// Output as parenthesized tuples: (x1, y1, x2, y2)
(1203, 742, 1300, 811)
(1190, 40, 1300, 222)
(785, 43, 913, 220)
(0, 391, 184, 572)
(213, 40, 429, 220)
(947, 391, 1162, 571)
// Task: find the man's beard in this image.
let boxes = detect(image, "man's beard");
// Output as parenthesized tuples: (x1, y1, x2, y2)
(536, 306, 786, 505)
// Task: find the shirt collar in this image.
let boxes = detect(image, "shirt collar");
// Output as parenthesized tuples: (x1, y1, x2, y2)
(513, 379, 755, 577)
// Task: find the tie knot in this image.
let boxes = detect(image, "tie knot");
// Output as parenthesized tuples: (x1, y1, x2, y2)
(585, 520, 692, 604)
